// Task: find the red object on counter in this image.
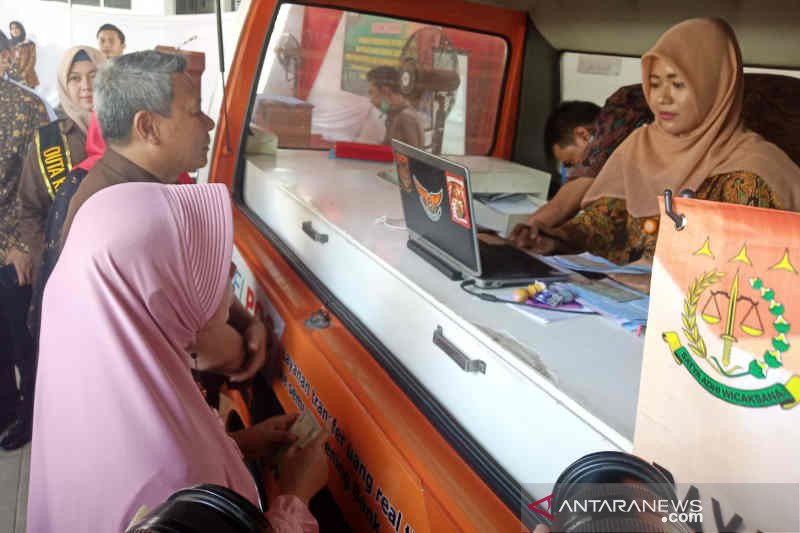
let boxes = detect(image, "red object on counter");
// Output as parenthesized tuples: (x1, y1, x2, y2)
(333, 142, 394, 162)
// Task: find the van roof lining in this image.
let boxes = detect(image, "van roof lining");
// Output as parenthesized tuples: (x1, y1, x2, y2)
(469, 0, 800, 69)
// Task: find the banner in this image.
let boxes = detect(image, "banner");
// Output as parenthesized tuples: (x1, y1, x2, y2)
(341, 13, 412, 95)
(635, 197, 800, 532)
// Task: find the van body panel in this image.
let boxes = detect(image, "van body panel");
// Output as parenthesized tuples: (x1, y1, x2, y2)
(210, 1, 800, 530)
(231, 207, 526, 531)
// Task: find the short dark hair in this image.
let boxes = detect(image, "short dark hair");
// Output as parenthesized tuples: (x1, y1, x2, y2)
(544, 100, 601, 155)
(9, 21, 25, 42)
(97, 23, 125, 45)
(366, 66, 400, 93)
(0, 30, 9, 53)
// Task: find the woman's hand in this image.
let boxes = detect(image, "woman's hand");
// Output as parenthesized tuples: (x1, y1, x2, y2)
(5, 247, 33, 286)
(509, 219, 541, 249)
(528, 234, 558, 255)
(255, 413, 299, 446)
(229, 317, 267, 383)
(278, 420, 332, 505)
(510, 221, 559, 255)
(231, 413, 299, 460)
(190, 324, 246, 375)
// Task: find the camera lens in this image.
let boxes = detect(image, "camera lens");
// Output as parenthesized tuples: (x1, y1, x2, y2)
(126, 484, 268, 533)
(550, 451, 694, 533)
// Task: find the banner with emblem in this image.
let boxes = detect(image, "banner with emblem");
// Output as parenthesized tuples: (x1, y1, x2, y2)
(634, 196, 800, 532)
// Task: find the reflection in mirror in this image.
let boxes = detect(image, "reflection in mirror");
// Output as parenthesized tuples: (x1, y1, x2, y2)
(251, 4, 508, 155)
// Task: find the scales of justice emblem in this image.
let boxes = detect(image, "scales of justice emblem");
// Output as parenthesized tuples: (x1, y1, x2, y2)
(662, 237, 800, 409)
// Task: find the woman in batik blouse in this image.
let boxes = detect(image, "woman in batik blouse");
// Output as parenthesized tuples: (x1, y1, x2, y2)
(528, 18, 800, 265)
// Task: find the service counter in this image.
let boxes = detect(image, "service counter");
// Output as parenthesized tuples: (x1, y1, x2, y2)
(239, 149, 644, 493)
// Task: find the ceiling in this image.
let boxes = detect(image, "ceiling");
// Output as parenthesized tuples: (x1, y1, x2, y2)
(471, 0, 800, 67)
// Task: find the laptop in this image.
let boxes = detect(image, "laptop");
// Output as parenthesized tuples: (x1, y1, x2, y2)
(391, 140, 566, 288)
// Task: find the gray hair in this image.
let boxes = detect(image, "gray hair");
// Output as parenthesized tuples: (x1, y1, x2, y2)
(94, 50, 187, 144)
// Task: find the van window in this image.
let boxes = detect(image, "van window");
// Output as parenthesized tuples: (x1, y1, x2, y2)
(247, 4, 508, 155)
(561, 52, 800, 104)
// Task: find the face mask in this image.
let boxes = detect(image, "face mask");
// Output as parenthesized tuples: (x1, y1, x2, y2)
(379, 100, 390, 114)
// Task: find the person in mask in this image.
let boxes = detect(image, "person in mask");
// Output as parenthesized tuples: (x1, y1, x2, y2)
(366, 65, 424, 148)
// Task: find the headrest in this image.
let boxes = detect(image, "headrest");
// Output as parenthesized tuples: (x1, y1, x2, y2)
(742, 73, 800, 167)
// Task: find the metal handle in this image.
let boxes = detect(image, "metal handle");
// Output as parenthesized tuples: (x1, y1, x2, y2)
(433, 326, 486, 374)
(663, 189, 687, 231)
(302, 221, 328, 244)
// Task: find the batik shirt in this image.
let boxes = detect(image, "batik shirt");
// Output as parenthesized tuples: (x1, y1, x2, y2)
(560, 172, 781, 265)
(0, 78, 49, 259)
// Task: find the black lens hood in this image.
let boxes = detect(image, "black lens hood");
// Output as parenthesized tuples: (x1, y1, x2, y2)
(126, 484, 268, 533)
(553, 451, 677, 507)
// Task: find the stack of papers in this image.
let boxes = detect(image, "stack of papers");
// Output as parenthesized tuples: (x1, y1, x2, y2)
(543, 253, 652, 275)
(566, 279, 649, 332)
(473, 194, 545, 237)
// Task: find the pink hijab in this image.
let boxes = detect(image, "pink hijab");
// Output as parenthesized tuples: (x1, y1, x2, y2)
(27, 182, 258, 532)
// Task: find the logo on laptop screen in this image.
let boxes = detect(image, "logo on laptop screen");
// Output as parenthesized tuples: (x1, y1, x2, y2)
(395, 153, 413, 193)
(413, 175, 443, 222)
(446, 173, 471, 229)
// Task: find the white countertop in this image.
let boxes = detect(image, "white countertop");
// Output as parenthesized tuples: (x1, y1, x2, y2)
(242, 150, 645, 448)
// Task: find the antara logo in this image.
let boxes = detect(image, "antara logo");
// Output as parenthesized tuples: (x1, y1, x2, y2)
(528, 494, 554, 520)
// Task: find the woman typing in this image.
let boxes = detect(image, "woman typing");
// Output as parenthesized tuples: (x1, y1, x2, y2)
(520, 18, 800, 264)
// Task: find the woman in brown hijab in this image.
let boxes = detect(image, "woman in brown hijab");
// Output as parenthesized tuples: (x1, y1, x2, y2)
(8, 21, 38, 88)
(10, 46, 105, 287)
(528, 18, 800, 264)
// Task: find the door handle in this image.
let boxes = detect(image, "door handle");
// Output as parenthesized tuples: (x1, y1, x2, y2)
(302, 221, 328, 244)
(433, 326, 486, 374)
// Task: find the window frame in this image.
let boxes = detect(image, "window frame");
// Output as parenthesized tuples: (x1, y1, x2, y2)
(240, 2, 512, 156)
(228, 1, 539, 527)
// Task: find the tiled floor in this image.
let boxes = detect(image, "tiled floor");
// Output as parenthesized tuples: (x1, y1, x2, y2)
(0, 443, 29, 533)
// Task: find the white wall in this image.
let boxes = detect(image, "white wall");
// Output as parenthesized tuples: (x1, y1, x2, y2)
(131, 0, 171, 16)
(0, 0, 245, 122)
(561, 52, 800, 105)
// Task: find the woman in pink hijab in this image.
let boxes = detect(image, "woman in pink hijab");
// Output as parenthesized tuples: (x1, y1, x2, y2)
(27, 182, 326, 532)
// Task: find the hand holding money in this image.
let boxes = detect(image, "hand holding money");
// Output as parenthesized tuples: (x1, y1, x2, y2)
(229, 413, 299, 460)
(278, 417, 332, 505)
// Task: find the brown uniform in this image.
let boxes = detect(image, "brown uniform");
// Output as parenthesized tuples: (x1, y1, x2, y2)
(16, 119, 86, 270)
(61, 149, 159, 249)
(383, 103, 424, 149)
(10, 41, 39, 89)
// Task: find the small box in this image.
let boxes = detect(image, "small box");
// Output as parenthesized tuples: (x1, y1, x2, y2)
(154, 46, 205, 87)
(334, 142, 394, 162)
(254, 96, 313, 149)
(443, 155, 551, 196)
(472, 194, 545, 238)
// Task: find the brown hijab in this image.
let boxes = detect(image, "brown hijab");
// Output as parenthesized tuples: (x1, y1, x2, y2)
(56, 46, 105, 133)
(582, 18, 800, 217)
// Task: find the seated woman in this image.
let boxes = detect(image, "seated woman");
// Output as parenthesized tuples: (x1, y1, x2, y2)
(28, 183, 327, 532)
(525, 18, 800, 264)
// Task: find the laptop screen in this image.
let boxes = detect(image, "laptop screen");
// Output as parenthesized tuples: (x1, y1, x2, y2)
(393, 142, 479, 274)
